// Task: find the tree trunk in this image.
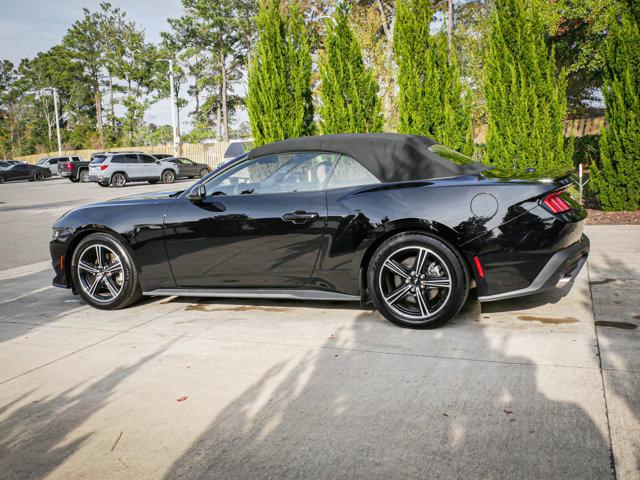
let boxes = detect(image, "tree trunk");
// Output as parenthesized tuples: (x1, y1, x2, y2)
(109, 74, 115, 128)
(220, 50, 229, 142)
(447, 0, 454, 62)
(94, 78, 104, 148)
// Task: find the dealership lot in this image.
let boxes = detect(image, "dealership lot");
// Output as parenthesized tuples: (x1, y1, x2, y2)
(0, 179, 639, 479)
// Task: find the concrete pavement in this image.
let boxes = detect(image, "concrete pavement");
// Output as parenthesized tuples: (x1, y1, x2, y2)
(0, 179, 638, 479)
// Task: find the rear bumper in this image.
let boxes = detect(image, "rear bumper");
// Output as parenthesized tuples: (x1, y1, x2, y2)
(88, 175, 105, 182)
(478, 234, 590, 302)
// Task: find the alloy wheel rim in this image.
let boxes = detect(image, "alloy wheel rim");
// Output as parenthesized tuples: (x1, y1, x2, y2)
(80, 171, 88, 181)
(200, 169, 207, 177)
(378, 246, 452, 322)
(35, 172, 44, 181)
(77, 244, 124, 303)
(114, 174, 125, 186)
(164, 171, 174, 182)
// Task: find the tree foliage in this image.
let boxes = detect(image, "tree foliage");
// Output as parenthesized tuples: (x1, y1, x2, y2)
(394, 0, 472, 154)
(483, 0, 572, 172)
(318, 4, 382, 134)
(247, 0, 314, 147)
(590, 5, 640, 210)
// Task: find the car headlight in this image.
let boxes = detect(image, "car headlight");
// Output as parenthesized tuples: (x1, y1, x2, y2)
(52, 227, 74, 242)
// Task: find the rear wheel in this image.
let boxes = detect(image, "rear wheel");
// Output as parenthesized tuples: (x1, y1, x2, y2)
(33, 171, 45, 181)
(70, 233, 142, 310)
(161, 169, 175, 184)
(367, 233, 468, 329)
(111, 172, 127, 187)
(199, 168, 209, 178)
(78, 170, 89, 182)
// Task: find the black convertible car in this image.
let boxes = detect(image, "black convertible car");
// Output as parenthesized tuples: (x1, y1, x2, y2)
(50, 134, 589, 328)
(0, 162, 51, 183)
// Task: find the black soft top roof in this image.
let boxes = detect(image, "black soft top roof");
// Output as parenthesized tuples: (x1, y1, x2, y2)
(247, 133, 487, 183)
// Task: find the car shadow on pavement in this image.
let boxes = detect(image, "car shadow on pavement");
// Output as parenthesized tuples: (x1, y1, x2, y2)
(160, 300, 614, 479)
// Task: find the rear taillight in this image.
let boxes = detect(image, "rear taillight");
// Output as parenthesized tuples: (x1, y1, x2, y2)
(100, 165, 108, 171)
(67, 162, 72, 170)
(543, 191, 571, 214)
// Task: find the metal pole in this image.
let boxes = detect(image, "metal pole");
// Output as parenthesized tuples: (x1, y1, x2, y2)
(52, 88, 62, 156)
(578, 163, 583, 205)
(168, 59, 180, 157)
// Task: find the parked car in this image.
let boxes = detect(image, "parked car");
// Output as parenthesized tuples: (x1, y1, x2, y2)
(0, 162, 51, 183)
(222, 139, 252, 161)
(5, 160, 26, 165)
(87, 152, 180, 187)
(36, 157, 62, 176)
(50, 133, 589, 329)
(0, 160, 11, 169)
(164, 157, 211, 178)
(57, 156, 91, 182)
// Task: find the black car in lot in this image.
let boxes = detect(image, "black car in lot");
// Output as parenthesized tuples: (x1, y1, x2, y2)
(164, 157, 211, 178)
(49, 134, 589, 328)
(1, 162, 51, 183)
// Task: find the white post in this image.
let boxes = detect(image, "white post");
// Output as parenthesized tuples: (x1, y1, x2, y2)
(578, 163, 583, 205)
(51, 88, 63, 156)
(168, 59, 180, 157)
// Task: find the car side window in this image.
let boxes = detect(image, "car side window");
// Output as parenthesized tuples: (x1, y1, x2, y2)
(111, 155, 125, 164)
(124, 154, 139, 163)
(139, 155, 157, 164)
(205, 152, 339, 196)
(326, 155, 380, 189)
(180, 158, 193, 165)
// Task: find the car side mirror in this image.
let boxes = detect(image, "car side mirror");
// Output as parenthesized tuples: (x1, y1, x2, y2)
(187, 184, 206, 202)
(155, 160, 161, 165)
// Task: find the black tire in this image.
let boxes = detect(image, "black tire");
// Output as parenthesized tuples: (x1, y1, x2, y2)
(70, 232, 142, 310)
(33, 171, 45, 181)
(199, 168, 209, 178)
(78, 170, 89, 182)
(367, 232, 469, 329)
(161, 169, 176, 184)
(111, 172, 127, 187)
(98, 181, 110, 187)
(69, 177, 80, 183)
(147, 180, 158, 184)
(0, 175, 5, 184)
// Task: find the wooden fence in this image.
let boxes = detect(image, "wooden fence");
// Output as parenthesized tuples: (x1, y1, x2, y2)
(15, 116, 605, 164)
(473, 116, 604, 144)
(14, 141, 232, 166)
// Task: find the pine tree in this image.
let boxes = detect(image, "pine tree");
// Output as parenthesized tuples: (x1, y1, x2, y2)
(318, 3, 382, 134)
(590, 9, 640, 211)
(394, 0, 473, 155)
(247, 0, 313, 147)
(483, 0, 572, 172)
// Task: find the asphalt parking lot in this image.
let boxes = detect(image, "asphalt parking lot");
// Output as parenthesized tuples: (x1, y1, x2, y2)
(0, 178, 639, 479)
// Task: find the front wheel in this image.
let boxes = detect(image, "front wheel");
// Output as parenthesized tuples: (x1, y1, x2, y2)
(70, 233, 142, 310)
(78, 170, 89, 182)
(111, 172, 127, 187)
(0, 176, 5, 184)
(367, 233, 469, 329)
(33, 171, 45, 181)
(161, 169, 176, 184)
(199, 168, 209, 178)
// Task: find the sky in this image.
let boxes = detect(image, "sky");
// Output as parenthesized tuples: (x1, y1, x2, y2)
(0, 0, 214, 132)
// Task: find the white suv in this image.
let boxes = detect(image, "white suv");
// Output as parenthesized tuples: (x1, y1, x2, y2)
(88, 152, 180, 187)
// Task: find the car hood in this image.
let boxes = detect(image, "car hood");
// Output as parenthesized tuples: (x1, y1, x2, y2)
(76, 189, 183, 209)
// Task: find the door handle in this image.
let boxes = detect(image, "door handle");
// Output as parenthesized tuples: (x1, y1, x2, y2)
(281, 211, 320, 224)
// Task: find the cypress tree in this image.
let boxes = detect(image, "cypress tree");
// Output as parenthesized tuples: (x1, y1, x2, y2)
(394, 0, 473, 155)
(483, 0, 572, 172)
(318, 3, 382, 134)
(247, 0, 313, 147)
(590, 9, 640, 211)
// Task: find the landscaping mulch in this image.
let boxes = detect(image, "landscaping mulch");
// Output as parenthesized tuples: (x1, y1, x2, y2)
(586, 208, 640, 225)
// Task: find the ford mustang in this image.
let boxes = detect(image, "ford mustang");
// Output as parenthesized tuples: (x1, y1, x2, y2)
(50, 134, 589, 328)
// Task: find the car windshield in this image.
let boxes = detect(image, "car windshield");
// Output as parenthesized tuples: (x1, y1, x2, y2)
(91, 155, 107, 164)
(36, 158, 48, 165)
